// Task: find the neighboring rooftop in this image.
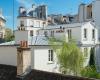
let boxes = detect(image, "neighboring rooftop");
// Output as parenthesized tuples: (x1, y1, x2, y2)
(0, 36, 49, 46)
(44, 21, 94, 30)
(0, 8, 6, 22)
(0, 64, 95, 80)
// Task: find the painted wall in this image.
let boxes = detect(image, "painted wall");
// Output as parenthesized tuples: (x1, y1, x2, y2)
(65, 27, 81, 43)
(15, 30, 29, 44)
(81, 47, 91, 67)
(0, 46, 17, 66)
(81, 22, 98, 44)
(92, 0, 100, 39)
(92, 0, 100, 27)
(31, 46, 58, 72)
(17, 17, 47, 28)
(0, 46, 59, 72)
(95, 45, 100, 72)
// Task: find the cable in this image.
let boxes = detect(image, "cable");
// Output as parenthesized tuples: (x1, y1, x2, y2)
(13, 0, 14, 34)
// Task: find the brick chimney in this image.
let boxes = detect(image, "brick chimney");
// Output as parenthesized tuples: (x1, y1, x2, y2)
(17, 41, 31, 76)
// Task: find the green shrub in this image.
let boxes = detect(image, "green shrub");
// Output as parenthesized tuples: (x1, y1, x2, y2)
(81, 66, 100, 79)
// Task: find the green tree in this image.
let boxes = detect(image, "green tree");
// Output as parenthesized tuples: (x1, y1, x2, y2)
(49, 38, 84, 76)
(4, 28, 14, 42)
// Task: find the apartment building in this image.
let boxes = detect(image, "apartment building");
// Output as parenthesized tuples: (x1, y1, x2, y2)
(0, 0, 100, 73)
(0, 9, 6, 39)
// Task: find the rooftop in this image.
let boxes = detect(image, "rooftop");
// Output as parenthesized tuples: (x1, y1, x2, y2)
(0, 64, 95, 80)
(44, 21, 94, 30)
(0, 36, 49, 46)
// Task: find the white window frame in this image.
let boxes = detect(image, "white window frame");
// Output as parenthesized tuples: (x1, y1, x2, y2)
(84, 28, 87, 40)
(84, 48, 88, 58)
(92, 29, 95, 40)
(48, 50, 54, 63)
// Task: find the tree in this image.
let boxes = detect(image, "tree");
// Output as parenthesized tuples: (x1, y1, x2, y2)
(4, 28, 14, 42)
(49, 37, 84, 76)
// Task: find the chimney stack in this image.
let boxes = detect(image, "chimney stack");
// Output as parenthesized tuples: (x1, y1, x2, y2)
(17, 41, 31, 76)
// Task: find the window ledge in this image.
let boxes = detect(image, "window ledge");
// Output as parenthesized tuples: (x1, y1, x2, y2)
(47, 61, 54, 64)
(92, 39, 95, 41)
(83, 38, 87, 41)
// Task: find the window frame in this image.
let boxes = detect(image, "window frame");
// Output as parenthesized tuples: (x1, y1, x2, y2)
(30, 30, 34, 36)
(84, 28, 87, 39)
(84, 48, 88, 58)
(48, 50, 54, 62)
(92, 29, 95, 40)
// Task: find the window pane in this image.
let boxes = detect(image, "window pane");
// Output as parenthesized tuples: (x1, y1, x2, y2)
(84, 29, 87, 38)
(84, 48, 88, 57)
(92, 29, 95, 39)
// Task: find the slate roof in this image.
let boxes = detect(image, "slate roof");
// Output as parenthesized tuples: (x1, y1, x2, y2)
(0, 36, 49, 46)
(0, 64, 95, 80)
(44, 21, 95, 30)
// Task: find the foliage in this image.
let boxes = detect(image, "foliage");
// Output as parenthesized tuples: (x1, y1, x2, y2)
(81, 48, 100, 79)
(49, 37, 84, 76)
(89, 48, 95, 66)
(4, 28, 14, 42)
(81, 66, 100, 79)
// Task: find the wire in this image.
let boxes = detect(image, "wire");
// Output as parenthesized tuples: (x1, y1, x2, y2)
(13, 0, 14, 34)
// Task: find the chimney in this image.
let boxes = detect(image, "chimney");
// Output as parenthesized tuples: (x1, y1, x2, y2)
(17, 41, 31, 76)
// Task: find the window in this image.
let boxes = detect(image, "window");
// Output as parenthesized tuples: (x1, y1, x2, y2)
(36, 21, 40, 27)
(30, 30, 33, 36)
(0, 32, 3, 38)
(36, 30, 39, 35)
(44, 31, 48, 37)
(84, 48, 88, 57)
(48, 50, 54, 62)
(92, 29, 95, 39)
(43, 22, 45, 28)
(84, 29, 87, 39)
(51, 31, 54, 37)
(68, 29, 72, 39)
(20, 21, 24, 27)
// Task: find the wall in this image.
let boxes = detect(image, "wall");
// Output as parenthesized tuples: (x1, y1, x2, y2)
(0, 45, 59, 73)
(78, 4, 86, 22)
(65, 27, 81, 43)
(95, 45, 100, 72)
(81, 47, 92, 67)
(15, 30, 29, 44)
(17, 17, 47, 28)
(31, 46, 59, 73)
(0, 46, 17, 66)
(92, 0, 100, 27)
(81, 22, 98, 44)
(92, 0, 100, 39)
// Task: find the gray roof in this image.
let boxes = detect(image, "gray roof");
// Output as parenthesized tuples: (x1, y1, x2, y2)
(44, 21, 93, 30)
(0, 36, 49, 46)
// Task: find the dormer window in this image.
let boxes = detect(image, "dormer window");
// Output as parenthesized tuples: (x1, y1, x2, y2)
(20, 21, 24, 27)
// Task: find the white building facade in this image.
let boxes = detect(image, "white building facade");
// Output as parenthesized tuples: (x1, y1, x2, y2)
(0, 0, 100, 73)
(0, 9, 6, 39)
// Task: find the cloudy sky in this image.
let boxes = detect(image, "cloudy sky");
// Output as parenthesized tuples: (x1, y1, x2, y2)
(0, 0, 92, 29)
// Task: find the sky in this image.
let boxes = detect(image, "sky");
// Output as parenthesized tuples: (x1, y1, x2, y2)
(0, 0, 92, 29)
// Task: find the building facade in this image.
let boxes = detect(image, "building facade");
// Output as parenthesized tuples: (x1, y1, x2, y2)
(0, 9, 6, 39)
(0, 0, 100, 73)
